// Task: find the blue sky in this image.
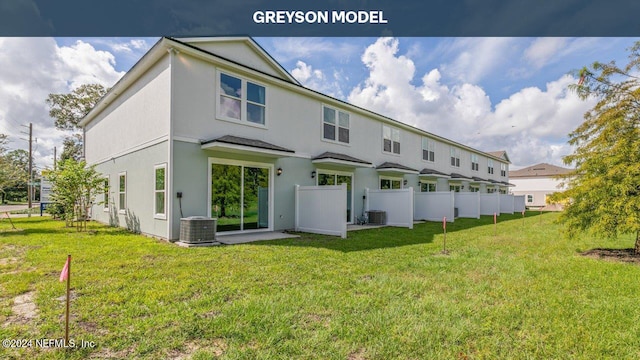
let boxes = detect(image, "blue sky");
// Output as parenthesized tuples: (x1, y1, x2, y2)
(0, 37, 636, 171)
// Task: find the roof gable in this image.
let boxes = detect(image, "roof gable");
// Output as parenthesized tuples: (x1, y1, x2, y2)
(487, 150, 510, 163)
(176, 37, 298, 84)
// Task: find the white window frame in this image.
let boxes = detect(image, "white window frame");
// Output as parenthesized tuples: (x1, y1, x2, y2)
(103, 176, 109, 212)
(450, 147, 460, 168)
(469, 185, 480, 192)
(379, 176, 403, 189)
(322, 105, 350, 145)
(471, 154, 479, 171)
(154, 164, 167, 220)
(488, 159, 494, 174)
(421, 137, 435, 162)
(217, 71, 267, 127)
(118, 172, 127, 214)
(419, 180, 437, 192)
(382, 125, 401, 155)
(527, 194, 534, 203)
(207, 158, 275, 234)
(500, 163, 507, 177)
(449, 183, 462, 192)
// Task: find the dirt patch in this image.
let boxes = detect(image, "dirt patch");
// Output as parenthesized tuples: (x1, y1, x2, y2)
(348, 348, 367, 360)
(201, 310, 221, 319)
(0, 257, 18, 266)
(582, 248, 640, 264)
(90, 346, 135, 359)
(3, 291, 38, 326)
(167, 338, 228, 359)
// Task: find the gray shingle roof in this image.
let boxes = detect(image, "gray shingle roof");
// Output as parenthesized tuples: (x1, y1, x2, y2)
(201, 135, 294, 153)
(312, 152, 372, 165)
(450, 173, 473, 180)
(419, 168, 449, 177)
(376, 162, 418, 172)
(509, 163, 572, 178)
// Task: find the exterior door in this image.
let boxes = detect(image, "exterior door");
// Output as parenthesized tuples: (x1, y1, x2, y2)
(210, 162, 271, 232)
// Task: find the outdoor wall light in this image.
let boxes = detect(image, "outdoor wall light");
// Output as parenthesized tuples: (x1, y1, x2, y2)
(311, 170, 316, 179)
(277, 167, 283, 176)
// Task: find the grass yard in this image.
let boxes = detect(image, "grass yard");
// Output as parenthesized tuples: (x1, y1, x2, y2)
(1, 213, 640, 359)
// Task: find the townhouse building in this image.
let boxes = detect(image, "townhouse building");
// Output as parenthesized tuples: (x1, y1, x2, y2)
(81, 37, 512, 240)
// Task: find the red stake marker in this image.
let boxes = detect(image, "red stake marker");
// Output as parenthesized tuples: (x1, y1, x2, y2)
(442, 216, 447, 253)
(494, 212, 497, 236)
(59, 255, 71, 346)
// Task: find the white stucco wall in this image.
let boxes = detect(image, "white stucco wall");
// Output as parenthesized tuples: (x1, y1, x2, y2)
(183, 39, 288, 80)
(84, 56, 171, 165)
(169, 50, 509, 184)
(510, 177, 566, 192)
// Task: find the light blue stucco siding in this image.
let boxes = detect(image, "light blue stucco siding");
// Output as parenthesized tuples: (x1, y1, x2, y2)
(91, 141, 169, 239)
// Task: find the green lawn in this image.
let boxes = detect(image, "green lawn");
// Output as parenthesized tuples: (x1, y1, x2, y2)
(1, 213, 639, 359)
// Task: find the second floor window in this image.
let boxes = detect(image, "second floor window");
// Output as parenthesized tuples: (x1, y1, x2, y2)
(450, 147, 460, 167)
(501, 163, 507, 177)
(383, 125, 400, 154)
(471, 154, 479, 171)
(219, 72, 266, 125)
(323, 106, 350, 144)
(488, 159, 494, 174)
(422, 137, 435, 162)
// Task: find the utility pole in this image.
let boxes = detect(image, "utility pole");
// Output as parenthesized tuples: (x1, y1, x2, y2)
(20, 123, 34, 217)
(27, 123, 32, 217)
(53, 146, 57, 170)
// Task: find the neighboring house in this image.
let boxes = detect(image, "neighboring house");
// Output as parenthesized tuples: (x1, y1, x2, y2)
(509, 163, 572, 208)
(80, 36, 512, 240)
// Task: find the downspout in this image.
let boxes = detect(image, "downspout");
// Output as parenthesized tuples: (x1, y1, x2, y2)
(167, 47, 177, 240)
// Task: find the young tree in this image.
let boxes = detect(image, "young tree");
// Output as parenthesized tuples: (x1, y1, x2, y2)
(46, 84, 108, 160)
(0, 134, 28, 203)
(46, 158, 103, 231)
(556, 41, 640, 253)
(2, 149, 31, 202)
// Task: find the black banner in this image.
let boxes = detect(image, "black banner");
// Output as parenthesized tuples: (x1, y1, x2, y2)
(1, 0, 639, 36)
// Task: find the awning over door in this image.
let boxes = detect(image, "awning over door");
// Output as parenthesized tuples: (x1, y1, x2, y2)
(201, 135, 297, 158)
(419, 168, 450, 179)
(311, 152, 373, 168)
(376, 162, 419, 175)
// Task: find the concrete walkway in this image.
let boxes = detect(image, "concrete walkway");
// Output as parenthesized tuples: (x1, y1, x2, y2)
(175, 231, 300, 247)
(217, 231, 299, 245)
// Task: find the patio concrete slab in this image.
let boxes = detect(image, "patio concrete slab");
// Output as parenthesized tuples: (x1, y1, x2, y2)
(347, 224, 386, 231)
(216, 231, 299, 245)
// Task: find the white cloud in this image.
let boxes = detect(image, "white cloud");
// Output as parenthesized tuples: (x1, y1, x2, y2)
(346, 37, 594, 167)
(264, 38, 360, 63)
(524, 38, 569, 69)
(291, 60, 323, 83)
(291, 61, 344, 99)
(0, 38, 125, 168)
(440, 38, 516, 83)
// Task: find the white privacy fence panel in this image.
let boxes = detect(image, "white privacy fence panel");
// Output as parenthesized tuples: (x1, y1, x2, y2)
(365, 187, 414, 229)
(480, 193, 500, 216)
(513, 195, 526, 213)
(454, 192, 481, 219)
(500, 194, 514, 214)
(414, 191, 455, 222)
(295, 184, 347, 238)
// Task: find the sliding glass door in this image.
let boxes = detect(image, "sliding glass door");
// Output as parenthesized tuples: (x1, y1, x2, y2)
(210, 162, 270, 232)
